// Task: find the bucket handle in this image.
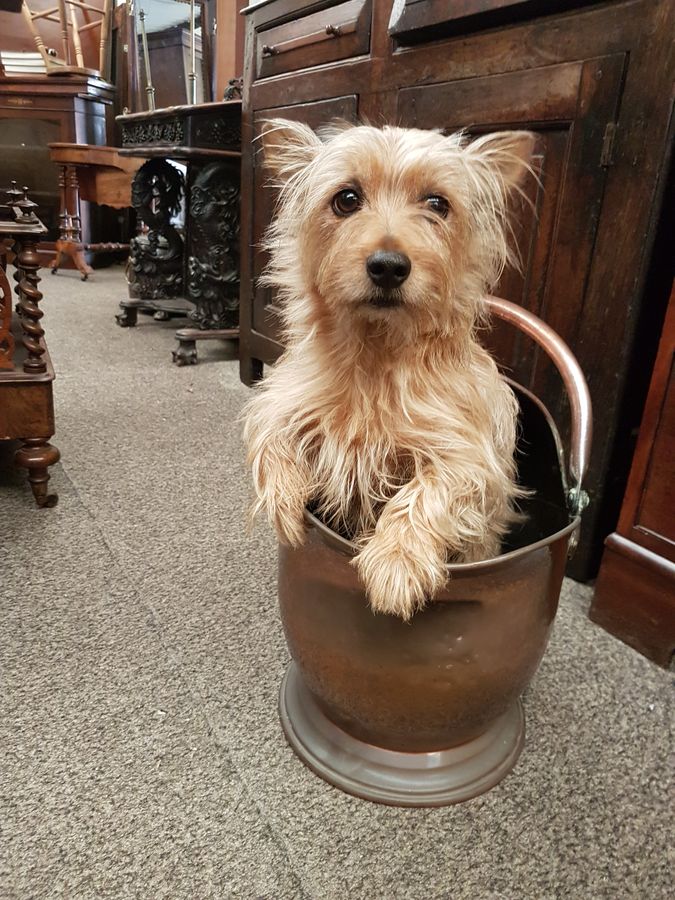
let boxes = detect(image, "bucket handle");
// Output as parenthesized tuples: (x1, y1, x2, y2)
(487, 296, 592, 517)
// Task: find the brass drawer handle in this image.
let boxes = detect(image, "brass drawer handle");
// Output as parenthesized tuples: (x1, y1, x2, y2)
(325, 24, 342, 37)
(262, 44, 278, 56)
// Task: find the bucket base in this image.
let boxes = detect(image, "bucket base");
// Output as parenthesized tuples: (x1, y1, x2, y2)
(279, 662, 525, 807)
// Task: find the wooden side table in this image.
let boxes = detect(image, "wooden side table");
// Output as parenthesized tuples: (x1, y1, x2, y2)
(47, 143, 146, 279)
(0, 185, 60, 507)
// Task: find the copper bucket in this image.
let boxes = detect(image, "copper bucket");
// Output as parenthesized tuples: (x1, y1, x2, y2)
(277, 297, 592, 806)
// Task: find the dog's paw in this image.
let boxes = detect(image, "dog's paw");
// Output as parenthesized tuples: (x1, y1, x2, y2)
(354, 535, 446, 620)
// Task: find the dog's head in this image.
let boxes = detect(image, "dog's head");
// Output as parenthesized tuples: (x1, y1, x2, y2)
(261, 120, 535, 342)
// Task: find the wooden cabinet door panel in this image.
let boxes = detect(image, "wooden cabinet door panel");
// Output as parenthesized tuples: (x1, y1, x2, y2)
(624, 290, 675, 560)
(250, 94, 359, 341)
(638, 359, 675, 549)
(390, 0, 599, 43)
(397, 56, 625, 433)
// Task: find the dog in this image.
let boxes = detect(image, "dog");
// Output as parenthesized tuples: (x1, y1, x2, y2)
(243, 120, 535, 620)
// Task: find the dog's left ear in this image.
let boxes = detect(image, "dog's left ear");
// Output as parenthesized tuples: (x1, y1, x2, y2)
(465, 131, 536, 189)
(260, 118, 322, 184)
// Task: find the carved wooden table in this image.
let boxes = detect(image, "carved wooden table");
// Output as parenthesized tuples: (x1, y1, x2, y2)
(115, 100, 241, 365)
(47, 143, 146, 279)
(0, 185, 60, 507)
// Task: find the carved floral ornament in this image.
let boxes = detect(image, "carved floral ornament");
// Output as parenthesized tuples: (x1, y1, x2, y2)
(122, 119, 184, 146)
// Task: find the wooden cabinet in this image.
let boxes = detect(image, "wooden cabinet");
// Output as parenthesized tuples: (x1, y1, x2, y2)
(591, 285, 675, 668)
(0, 75, 115, 262)
(396, 56, 625, 404)
(238, 0, 674, 580)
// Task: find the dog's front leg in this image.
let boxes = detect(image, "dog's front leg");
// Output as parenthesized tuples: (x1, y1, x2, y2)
(248, 437, 310, 548)
(353, 469, 466, 620)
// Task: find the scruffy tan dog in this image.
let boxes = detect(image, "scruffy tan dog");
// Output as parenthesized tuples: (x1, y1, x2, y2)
(244, 120, 535, 619)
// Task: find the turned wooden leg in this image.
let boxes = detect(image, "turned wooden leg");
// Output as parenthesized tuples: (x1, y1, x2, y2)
(53, 167, 93, 280)
(50, 243, 63, 274)
(15, 437, 60, 508)
(15, 237, 47, 374)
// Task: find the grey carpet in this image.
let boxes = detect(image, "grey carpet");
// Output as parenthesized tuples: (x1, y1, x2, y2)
(1, 267, 672, 900)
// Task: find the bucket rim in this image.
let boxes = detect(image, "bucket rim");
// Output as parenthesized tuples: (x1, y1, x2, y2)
(302, 508, 581, 573)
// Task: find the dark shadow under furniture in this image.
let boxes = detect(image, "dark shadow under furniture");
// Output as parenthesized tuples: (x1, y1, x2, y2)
(115, 100, 241, 365)
(0, 186, 60, 507)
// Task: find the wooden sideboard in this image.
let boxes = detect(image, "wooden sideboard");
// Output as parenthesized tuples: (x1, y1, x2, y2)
(115, 100, 242, 365)
(591, 284, 675, 668)
(238, 0, 674, 580)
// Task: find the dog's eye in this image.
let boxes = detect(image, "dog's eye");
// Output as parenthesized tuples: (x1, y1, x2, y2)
(332, 189, 362, 216)
(423, 195, 450, 218)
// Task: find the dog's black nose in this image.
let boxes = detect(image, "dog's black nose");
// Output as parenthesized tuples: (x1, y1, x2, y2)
(366, 251, 411, 289)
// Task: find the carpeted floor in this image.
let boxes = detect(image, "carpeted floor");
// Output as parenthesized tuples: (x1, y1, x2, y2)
(1, 267, 672, 900)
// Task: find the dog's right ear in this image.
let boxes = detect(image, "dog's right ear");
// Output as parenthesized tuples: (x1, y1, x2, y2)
(260, 118, 322, 183)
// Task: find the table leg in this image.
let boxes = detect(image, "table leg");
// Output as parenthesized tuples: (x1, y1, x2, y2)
(51, 165, 94, 279)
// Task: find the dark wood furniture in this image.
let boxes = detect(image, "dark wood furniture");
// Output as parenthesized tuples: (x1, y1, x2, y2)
(0, 74, 115, 265)
(115, 100, 242, 365)
(47, 142, 145, 278)
(591, 284, 675, 668)
(0, 185, 60, 507)
(239, 0, 674, 580)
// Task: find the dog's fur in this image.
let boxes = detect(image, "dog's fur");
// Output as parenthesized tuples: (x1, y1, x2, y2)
(243, 120, 535, 619)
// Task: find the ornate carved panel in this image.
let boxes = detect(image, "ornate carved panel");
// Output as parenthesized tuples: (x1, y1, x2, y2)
(186, 161, 240, 329)
(193, 115, 242, 151)
(121, 118, 185, 147)
(128, 159, 185, 300)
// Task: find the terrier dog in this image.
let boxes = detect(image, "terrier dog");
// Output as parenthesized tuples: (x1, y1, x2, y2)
(243, 120, 535, 619)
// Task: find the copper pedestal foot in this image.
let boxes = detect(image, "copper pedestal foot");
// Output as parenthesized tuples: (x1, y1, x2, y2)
(279, 662, 525, 807)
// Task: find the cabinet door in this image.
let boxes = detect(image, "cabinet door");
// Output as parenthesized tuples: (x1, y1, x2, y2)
(250, 94, 359, 343)
(0, 112, 66, 241)
(397, 56, 625, 425)
(619, 286, 675, 561)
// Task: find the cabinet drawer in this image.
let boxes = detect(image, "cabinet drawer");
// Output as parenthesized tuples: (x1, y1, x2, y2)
(390, 0, 600, 44)
(255, 0, 371, 80)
